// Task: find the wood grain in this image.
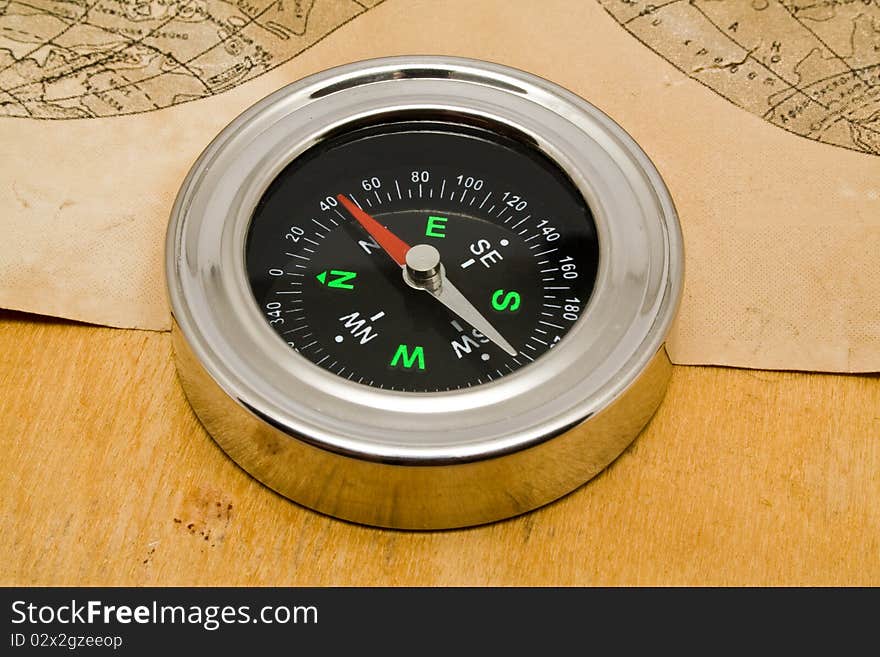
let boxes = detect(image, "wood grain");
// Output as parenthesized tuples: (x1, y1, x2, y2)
(1, 310, 877, 585)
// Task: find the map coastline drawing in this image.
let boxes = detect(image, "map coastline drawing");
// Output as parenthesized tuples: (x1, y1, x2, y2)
(1, 0, 878, 155)
(599, 0, 880, 155)
(0, 0, 383, 119)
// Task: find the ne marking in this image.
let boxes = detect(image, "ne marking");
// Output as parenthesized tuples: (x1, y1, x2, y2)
(440, 179, 446, 198)
(370, 311, 386, 321)
(510, 215, 530, 229)
(460, 258, 476, 269)
(312, 218, 331, 232)
(479, 191, 492, 208)
(540, 320, 565, 330)
(395, 180, 402, 199)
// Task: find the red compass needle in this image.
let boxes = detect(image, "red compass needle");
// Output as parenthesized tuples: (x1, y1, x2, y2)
(337, 193, 410, 267)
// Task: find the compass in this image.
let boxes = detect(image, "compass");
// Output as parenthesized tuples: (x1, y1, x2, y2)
(167, 57, 683, 529)
(247, 119, 598, 391)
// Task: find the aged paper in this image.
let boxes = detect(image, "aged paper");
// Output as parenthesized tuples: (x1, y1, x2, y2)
(0, 0, 386, 328)
(1, 0, 878, 371)
(600, 0, 880, 155)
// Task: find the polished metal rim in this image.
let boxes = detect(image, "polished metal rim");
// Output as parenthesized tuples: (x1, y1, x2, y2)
(166, 56, 683, 466)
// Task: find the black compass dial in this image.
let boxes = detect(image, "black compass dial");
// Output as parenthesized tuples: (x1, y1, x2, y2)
(246, 120, 599, 392)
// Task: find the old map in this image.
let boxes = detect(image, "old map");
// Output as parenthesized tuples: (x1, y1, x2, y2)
(600, 0, 880, 155)
(4, 0, 877, 152)
(0, 0, 383, 119)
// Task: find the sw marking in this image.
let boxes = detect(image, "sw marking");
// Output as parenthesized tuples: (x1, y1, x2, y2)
(450, 321, 490, 359)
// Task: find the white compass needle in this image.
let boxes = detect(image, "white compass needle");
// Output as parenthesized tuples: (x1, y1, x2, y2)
(403, 244, 518, 357)
(336, 197, 517, 357)
(431, 275, 518, 357)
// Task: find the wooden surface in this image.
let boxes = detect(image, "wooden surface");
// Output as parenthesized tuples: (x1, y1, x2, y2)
(1, 310, 878, 586)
